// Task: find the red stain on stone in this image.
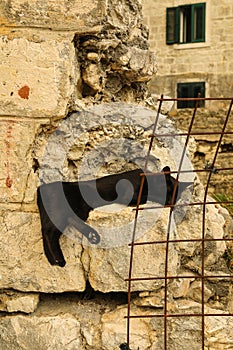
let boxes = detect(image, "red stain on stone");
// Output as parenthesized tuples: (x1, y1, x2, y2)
(18, 85, 30, 99)
(5, 121, 14, 188)
(6, 175, 13, 188)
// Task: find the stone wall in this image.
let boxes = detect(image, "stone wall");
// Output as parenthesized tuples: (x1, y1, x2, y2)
(142, 0, 233, 109)
(0, 0, 156, 287)
(1, 1, 233, 349)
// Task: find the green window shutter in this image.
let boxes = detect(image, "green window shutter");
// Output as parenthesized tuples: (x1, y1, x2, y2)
(191, 3, 206, 42)
(166, 7, 179, 44)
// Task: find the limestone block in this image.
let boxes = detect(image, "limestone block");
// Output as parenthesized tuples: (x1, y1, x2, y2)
(128, 47, 157, 82)
(82, 63, 102, 92)
(0, 314, 82, 350)
(0, 36, 79, 118)
(87, 209, 179, 292)
(134, 288, 165, 308)
(174, 182, 226, 263)
(78, 31, 157, 98)
(186, 280, 214, 303)
(152, 94, 175, 114)
(205, 313, 233, 350)
(0, 120, 37, 203)
(0, 291, 39, 313)
(169, 274, 195, 299)
(0, 211, 86, 292)
(107, 0, 143, 29)
(101, 306, 152, 350)
(0, 0, 105, 31)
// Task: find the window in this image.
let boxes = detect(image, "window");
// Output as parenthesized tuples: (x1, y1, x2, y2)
(166, 3, 206, 44)
(177, 82, 205, 108)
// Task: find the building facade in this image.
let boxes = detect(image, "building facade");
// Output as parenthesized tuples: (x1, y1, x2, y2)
(142, 0, 233, 109)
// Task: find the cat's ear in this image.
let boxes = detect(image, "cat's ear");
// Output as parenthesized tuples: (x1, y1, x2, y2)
(162, 166, 170, 172)
(162, 166, 171, 178)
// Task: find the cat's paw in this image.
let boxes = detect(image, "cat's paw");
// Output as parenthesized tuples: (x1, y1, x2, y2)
(88, 231, 100, 244)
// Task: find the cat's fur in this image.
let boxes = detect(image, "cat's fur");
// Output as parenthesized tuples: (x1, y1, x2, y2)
(37, 166, 179, 267)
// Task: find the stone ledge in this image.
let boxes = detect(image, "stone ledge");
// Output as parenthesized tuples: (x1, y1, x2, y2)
(0, 0, 106, 32)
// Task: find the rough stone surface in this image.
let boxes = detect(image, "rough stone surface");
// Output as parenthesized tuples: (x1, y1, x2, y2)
(0, 35, 79, 118)
(0, 0, 105, 31)
(0, 314, 82, 350)
(0, 119, 39, 203)
(1, 0, 233, 349)
(75, 27, 156, 102)
(1, 295, 233, 350)
(0, 211, 86, 292)
(0, 291, 39, 314)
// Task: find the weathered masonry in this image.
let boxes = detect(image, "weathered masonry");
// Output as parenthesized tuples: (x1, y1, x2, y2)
(142, 0, 233, 107)
(0, 1, 233, 349)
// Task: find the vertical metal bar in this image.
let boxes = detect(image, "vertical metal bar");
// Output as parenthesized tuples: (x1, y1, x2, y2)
(201, 98, 233, 349)
(126, 95, 164, 347)
(163, 96, 200, 349)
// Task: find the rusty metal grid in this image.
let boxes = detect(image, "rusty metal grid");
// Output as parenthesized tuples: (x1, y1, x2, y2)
(125, 96, 233, 349)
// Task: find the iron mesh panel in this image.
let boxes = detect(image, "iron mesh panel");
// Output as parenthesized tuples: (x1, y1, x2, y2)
(125, 96, 233, 349)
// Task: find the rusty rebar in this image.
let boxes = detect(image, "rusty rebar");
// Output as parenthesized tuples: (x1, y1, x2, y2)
(200, 98, 233, 349)
(125, 274, 233, 282)
(163, 95, 200, 349)
(125, 97, 233, 349)
(151, 131, 233, 137)
(157, 97, 233, 101)
(132, 199, 233, 212)
(126, 95, 164, 346)
(126, 312, 233, 319)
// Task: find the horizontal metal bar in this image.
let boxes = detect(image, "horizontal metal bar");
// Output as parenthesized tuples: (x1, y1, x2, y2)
(141, 167, 233, 177)
(129, 237, 233, 247)
(125, 313, 233, 319)
(150, 131, 233, 137)
(125, 274, 233, 282)
(133, 200, 233, 212)
(158, 97, 233, 101)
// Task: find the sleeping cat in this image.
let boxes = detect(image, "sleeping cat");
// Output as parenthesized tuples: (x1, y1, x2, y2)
(37, 166, 180, 267)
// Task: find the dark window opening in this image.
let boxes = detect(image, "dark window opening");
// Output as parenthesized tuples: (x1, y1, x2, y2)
(177, 82, 205, 108)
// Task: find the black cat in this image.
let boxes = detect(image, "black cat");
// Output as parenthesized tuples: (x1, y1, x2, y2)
(37, 166, 182, 267)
